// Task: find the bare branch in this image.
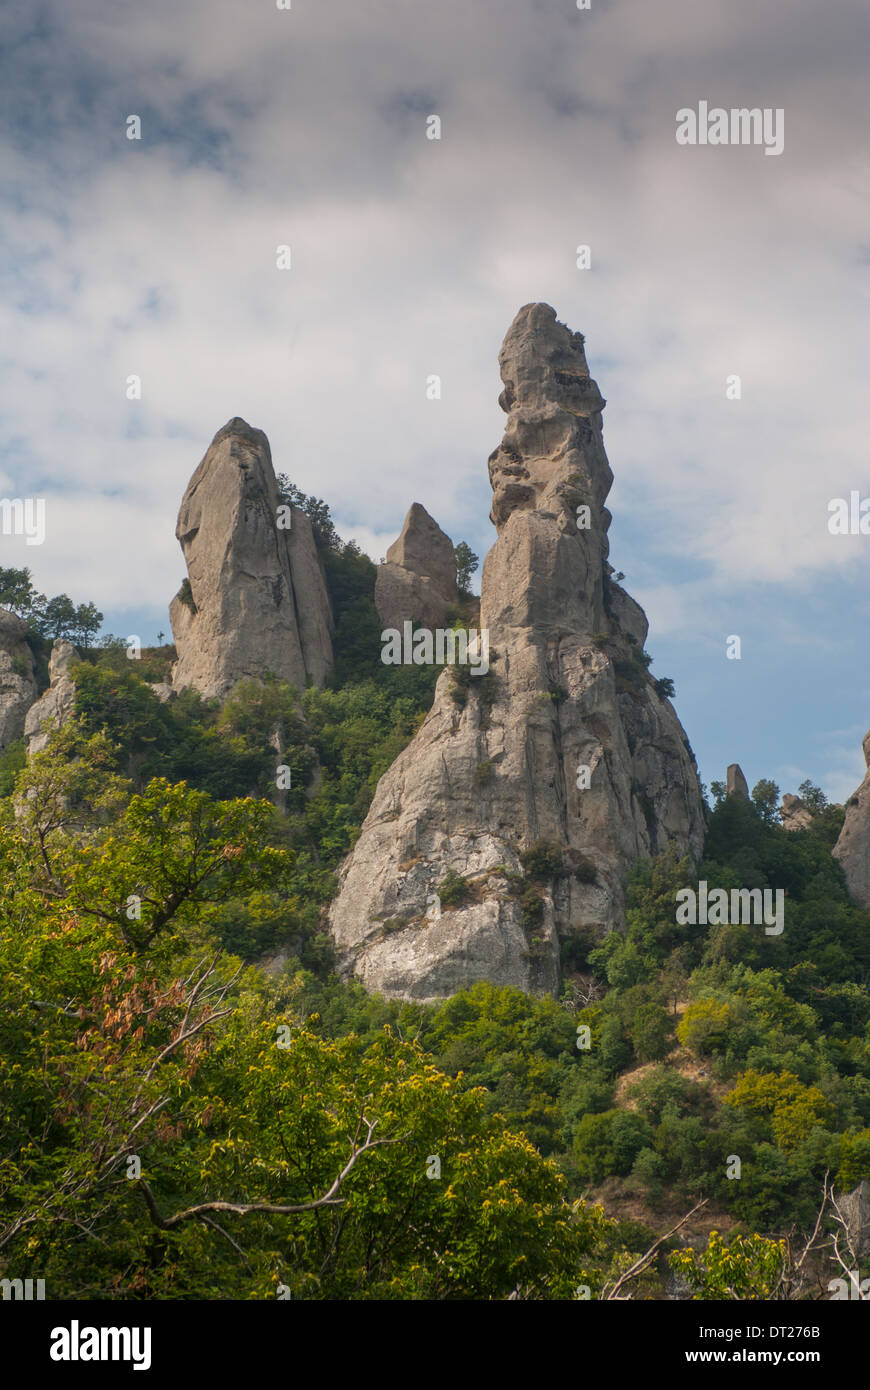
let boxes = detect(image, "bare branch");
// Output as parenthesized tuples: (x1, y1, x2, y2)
(601, 1199, 709, 1300)
(137, 1121, 409, 1230)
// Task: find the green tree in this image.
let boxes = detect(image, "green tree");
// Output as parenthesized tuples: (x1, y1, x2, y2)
(37, 593, 77, 639)
(72, 601, 103, 650)
(0, 565, 36, 615)
(751, 778, 781, 825)
(669, 1230, 786, 1299)
(628, 1001, 673, 1063)
(797, 779, 827, 814)
(454, 541, 479, 596)
(724, 1069, 834, 1151)
(573, 1109, 653, 1184)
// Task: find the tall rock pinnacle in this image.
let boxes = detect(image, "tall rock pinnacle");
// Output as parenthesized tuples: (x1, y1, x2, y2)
(328, 304, 706, 1002)
(169, 418, 333, 700)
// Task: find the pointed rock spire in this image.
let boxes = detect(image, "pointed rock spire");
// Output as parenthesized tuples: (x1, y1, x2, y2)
(726, 764, 750, 799)
(374, 502, 458, 631)
(328, 306, 705, 1002)
(169, 418, 333, 700)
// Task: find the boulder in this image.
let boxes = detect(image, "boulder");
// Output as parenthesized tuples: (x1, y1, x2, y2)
(328, 304, 706, 1002)
(169, 418, 333, 701)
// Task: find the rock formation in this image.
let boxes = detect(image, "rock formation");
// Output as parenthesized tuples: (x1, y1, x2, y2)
(837, 1180, 870, 1257)
(0, 608, 38, 749)
(328, 303, 706, 1002)
(374, 503, 459, 632)
(781, 792, 813, 832)
(170, 418, 333, 701)
(24, 640, 78, 755)
(833, 731, 870, 909)
(726, 763, 749, 799)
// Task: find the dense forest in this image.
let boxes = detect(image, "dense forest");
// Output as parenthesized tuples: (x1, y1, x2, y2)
(1, 495, 868, 1301)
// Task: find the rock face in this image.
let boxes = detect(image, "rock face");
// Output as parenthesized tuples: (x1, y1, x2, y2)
(0, 608, 38, 749)
(833, 731, 870, 908)
(24, 640, 78, 755)
(170, 418, 333, 701)
(837, 1180, 870, 1257)
(726, 764, 749, 799)
(328, 303, 706, 1002)
(374, 503, 459, 632)
(781, 793, 813, 832)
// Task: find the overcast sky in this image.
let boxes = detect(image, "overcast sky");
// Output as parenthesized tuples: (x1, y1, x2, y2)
(1, 0, 868, 802)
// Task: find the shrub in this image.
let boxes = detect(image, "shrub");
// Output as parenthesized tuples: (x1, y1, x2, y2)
(438, 869, 473, 910)
(520, 839, 564, 880)
(573, 1109, 654, 1184)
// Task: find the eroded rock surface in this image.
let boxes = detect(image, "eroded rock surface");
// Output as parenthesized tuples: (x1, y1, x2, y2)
(0, 608, 38, 749)
(375, 503, 458, 632)
(24, 640, 78, 755)
(833, 731, 870, 908)
(726, 764, 750, 799)
(781, 793, 813, 832)
(170, 418, 333, 700)
(329, 304, 706, 1002)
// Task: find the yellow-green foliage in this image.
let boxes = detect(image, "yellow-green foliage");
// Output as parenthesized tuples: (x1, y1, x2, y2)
(670, 1230, 787, 1300)
(724, 1069, 834, 1150)
(677, 997, 737, 1054)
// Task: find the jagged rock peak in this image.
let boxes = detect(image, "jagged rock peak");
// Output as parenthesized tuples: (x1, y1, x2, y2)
(169, 418, 334, 701)
(374, 503, 458, 632)
(386, 503, 456, 588)
(489, 302, 610, 535)
(726, 764, 750, 799)
(328, 306, 706, 1003)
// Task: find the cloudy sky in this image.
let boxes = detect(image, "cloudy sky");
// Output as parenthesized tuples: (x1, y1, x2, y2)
(1, 0, 868, 802)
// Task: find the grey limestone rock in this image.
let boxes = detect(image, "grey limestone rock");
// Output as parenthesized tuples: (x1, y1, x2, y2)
(833, 731, 870, 908)
(169, 418, 333, 700)
(328, 304, 706, 1002)
(0, 608, 38, 749)
(24, 640, 79, 755)
(374, 503, 459, 632)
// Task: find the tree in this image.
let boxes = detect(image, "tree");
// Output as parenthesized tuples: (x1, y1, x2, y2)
(677, 998, 736, 1056)
(36, 593, 77, 639)
(669, 1230, 787, 1299)
(573, 1109, 653, 1183)
(0, 565, 36, 615)
(72, 601, 103, 650)
(60, 778, 291, 951)
(628, 1001, 673, 1062)
(275, 474, 342, 550)
(797, 779, 827, 815)
(751, 778, 781, 825)
(724, 1069, 833, 1151)
(454, 541, 479, 597)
